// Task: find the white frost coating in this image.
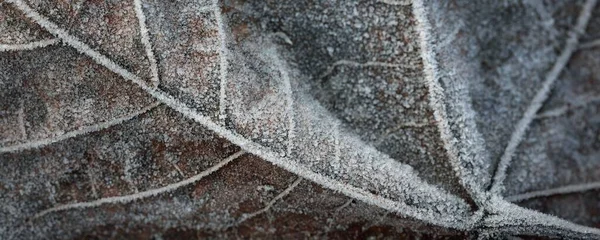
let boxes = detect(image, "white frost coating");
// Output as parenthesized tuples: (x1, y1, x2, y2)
(489, 0, 597, 195)
(373, 121, 432, 146)
(195, 5, 217, 14)
(45, 181, 57, 205)
(124, 156, 140, 193)
(133, 0, 160, 88)
(8, 0, 473, 229)
(31, 150, 246, 220)
(319, 60, 416, 79)
(0, 38, 59, 51)
(377, 0, 410, 6)
(484, 196, 600, 238)
(0, 102, 161, 153)
(271, 32, 293, 45)
(236, 177, 303, 225)
(270, 50, 295, 157)
(212, 0, 230, 123)
(506, 181, 600, 202)
(579, 38, 600, 49)
(410, 0, 487, 204)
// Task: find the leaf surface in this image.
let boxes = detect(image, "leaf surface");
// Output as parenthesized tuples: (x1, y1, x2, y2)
(1, 0, 600, 239)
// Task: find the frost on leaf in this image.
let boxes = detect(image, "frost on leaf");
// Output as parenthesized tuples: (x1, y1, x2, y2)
(503, 35, 600, 227)
(424, 0, 592, 187)
(0, 2, 53, 45)
(20, 0, 159, 86)
(0, 105, 463, 238)
(224, 0, 472, 203)
(1, 0, 475, 236)
(2, 0, 600, 238)
(1, 105, 240, 238)
(142, 0, 222, 119)
(422, 0, 600, 233)
(0, 46, 155, 151)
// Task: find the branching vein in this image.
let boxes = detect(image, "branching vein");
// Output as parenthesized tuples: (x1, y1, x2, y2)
(7, 0, 472, 229)
(535, 96, 600, 119)
(335, 199, 353, 213)
(578, 38, 600, 50)
(31, 150, 246, 220)
(484, 196, 600, 237)
(0, 38, 60, 52)
(5, 0, 149, 90)
(506, 181, 600, 202)
(212, 0, 230, 123)
(170, 161, 186, 178)
(236, 177, 303, 225)
(133, 0, 160, 88)
(489, 0, 597, 194)
(0, 102, 160, 154)
(412, 0, 489, 205)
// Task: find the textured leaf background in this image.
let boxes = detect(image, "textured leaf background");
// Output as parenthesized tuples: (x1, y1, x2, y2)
(1, 0, 599, 239)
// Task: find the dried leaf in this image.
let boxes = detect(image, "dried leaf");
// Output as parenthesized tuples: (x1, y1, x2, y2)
(1, 0, 600, 239)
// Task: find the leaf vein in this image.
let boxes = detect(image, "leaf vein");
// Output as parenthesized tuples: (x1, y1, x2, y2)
(236, 177, 303, 225)
(489, 0, 597, 195)
(30, 150, 246, 220)
(506, 181, 600, 202)
(579, 38, 600, 49)
(535, 95, 600, 119)
(212, 0, 230, 123)
(7, 0, 471, 229)
(0, 38, 60, 52)
(0, 102, 161, 154)
(133, 0, 160, 88)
